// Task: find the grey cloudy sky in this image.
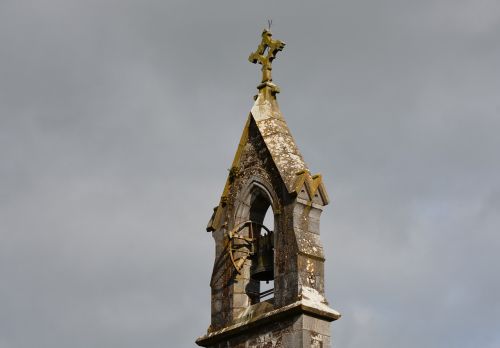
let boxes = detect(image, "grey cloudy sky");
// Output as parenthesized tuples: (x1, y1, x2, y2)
(1, 0, 499, 347)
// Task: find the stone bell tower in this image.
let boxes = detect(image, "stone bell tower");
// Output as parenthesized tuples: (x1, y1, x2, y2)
(196, 29, 340, 348)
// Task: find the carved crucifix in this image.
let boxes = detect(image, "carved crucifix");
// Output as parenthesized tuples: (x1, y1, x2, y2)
(248, 29, 286, 84)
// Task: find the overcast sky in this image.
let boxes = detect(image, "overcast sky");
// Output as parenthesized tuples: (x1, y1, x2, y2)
(1, 1, 499, 347)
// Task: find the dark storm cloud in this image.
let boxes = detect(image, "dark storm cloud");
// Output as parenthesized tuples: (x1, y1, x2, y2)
(1, 1, 499, 347)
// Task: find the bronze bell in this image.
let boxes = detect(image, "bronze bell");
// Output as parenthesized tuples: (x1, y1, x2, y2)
(250, 231, 274, 282)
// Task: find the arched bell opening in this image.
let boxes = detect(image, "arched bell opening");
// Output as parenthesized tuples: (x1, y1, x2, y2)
(247, 189, 275, 304)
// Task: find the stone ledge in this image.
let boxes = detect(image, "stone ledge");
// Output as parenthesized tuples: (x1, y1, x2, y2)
(196, 301, 340, 347)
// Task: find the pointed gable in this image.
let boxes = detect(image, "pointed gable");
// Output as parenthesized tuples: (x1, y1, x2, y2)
(207, 90, 329, 232)
(251, 92, 308, 192)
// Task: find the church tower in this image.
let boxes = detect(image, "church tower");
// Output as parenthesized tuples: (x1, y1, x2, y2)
(196, 29, 340, 348)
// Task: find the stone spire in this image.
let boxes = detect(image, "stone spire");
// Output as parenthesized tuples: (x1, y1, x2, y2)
(197, 29, 340, 348)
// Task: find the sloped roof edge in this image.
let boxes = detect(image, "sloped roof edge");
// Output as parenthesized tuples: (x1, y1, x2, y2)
(207, 92, 328, 232)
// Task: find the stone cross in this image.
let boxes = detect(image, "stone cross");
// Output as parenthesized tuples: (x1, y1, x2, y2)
(248, 29, 286, 84)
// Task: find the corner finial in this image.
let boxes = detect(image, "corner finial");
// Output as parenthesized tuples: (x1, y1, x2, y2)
(248, 28, 285, 95)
